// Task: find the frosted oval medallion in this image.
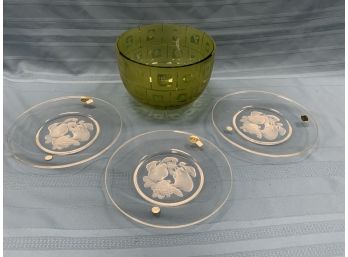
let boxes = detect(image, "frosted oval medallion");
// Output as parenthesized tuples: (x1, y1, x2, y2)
(35, 114, 100, 155)
(232, 107, 292, 146)
(133, 151, 204, 207)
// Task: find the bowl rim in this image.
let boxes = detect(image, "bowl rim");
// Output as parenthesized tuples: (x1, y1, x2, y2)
(115, 23, 216, 68)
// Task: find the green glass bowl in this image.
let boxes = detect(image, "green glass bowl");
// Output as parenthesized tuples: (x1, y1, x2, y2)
(116, 24, 216, 108)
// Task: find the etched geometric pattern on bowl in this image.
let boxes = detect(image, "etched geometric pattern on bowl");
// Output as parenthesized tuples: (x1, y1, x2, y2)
(35, 114, 100, 156)
(116, 24, 215, 108)
(118, 52, 214, 108)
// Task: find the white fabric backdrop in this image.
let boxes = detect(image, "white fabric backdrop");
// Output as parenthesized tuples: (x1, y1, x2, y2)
(4, 0, 344, 256)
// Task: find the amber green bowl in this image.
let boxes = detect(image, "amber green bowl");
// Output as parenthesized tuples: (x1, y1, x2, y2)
(116, 24, 216, 108)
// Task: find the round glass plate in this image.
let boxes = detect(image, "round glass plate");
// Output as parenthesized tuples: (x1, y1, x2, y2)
(104, 130, 232, 228)
(212, 91, 318, 160)
(7, 96, 122, 169)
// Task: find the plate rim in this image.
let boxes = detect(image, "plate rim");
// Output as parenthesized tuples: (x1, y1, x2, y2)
(104, 129, 233, 229)
(7, 95, 123, 169)
(211, 90, 319, 158)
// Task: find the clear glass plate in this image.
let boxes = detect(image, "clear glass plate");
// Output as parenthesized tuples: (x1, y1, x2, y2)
(104, 130, 232, 228)
(212, 90, 318, 161)
(7, 96, 122, 169)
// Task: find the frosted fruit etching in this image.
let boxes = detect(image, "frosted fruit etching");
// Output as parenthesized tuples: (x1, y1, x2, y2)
(239, 111, 287, 141)
(44, 118, 94, 150)
(143, 157, 196, 199)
